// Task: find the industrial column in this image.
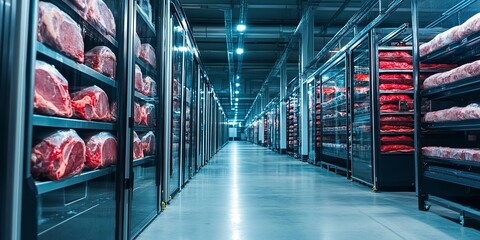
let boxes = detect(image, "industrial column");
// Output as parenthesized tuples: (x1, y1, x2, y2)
(299, 9, 314, 160)
(279, 60, 288, 154)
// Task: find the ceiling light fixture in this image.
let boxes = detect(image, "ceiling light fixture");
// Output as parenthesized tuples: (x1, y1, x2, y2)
(236, 24, 246, 32)
(235, 98, 239, 102)
(236, 48, 244, 55)
(235, 90, 239, 94)
(235, 82, 240, 87)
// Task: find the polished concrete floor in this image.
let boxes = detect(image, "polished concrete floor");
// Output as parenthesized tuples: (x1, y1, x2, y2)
(137, 141, 480, 240)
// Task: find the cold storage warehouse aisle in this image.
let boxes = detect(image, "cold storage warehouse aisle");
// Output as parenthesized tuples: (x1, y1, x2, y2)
(138, 142, 480, 240)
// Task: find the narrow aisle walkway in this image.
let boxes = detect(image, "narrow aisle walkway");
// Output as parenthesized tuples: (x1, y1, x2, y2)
(138, 142, 480, 240)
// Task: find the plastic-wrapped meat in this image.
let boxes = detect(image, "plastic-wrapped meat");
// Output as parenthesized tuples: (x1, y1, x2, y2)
(31, 129, 86, 180)
(422, 146, 480, 162)
(420, 26, 463, 57)
(424, 103, 480, 122)
(140, 44, 157, 68)
(380, 104, 400, 112)
(379, 94, 413, 103)
(459, 13, 480, 38)
(71, 85, 111, 121)
(380, 116, 413, 122)
(133, 131, 144, 160)
(85, 46, 116, 79)
(142, 76, 157, 97)
(37, 2, 84, 63)
(134, 102, 142, 124)
(34, 61, 73, 117)
(85, 132, 117, 169)
(87, 0, 116, 37)
(67, 0, 87, 14)
(381, 144, 414, 153)
(379, 61, 412, 70)
(110, 101, 117, 122)
(173, 78, 179, 97)
(140, 131, 156, 155)
(355, 73, 369, 81)
(134, 32, 141, 58)
(141, 103, 156, 126)
(380, 125, 414, 133)
(379, 73, 412, 80)
(423, 60, 480, 89)
(379, 84, 414, 91)
(380, 135, 413, 142)
(135, 64, 143, 93)
(378, 51, 412, 58)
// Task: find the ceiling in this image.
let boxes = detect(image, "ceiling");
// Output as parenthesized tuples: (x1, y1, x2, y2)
(181, 0, 369, 121)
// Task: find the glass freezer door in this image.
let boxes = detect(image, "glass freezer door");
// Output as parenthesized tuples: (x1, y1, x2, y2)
(130, 0, 160, 236)
(350, 37, 373, 184)
(308, 82, 316, 162)
(169, 15, 184, 196)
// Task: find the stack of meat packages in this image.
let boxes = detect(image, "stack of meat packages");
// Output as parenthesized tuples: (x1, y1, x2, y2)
(315, 83, 321, 148)
(287, 100, 298, 148)
(378, 50, 415, 153)
(31, 129, 118, 181)
(35, 1, 118, 122)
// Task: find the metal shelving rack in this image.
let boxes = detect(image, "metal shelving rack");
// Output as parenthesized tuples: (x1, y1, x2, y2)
(413, 0, 480, 225)
(286, 92, 299, 157)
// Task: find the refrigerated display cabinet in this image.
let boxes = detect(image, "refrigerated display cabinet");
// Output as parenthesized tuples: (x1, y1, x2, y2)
(130, 0, 163, 237)
(319, 55, 350, 173)
(413, 0, 480, 224)
(307, 80, 316, 164)
(22, 0, 130, 239)
(286, 92, 299, 157)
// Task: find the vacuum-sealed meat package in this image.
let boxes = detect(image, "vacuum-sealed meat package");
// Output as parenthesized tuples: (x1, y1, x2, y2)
(424, 103, 480, 122)
(140, 43, 157, 68)
(85, 132, 117, 169)
(134, 32, 141, 58)
(423, 60, 480, 89)
(141, 103, 156, 126)
(34, 61, 73, 117)
(135, 64, 143, 93)
(142, 76, 157, 97)
(71, 85, 111, 121)
(141, 131, 156, 155)
(133, 131, 144, 160)
(134, 102, 142, 124)
(85, 46, 117, 79)
(86, 0, 116, 37)
(37, 1, 84, 63)
(31, 129, 86, 180)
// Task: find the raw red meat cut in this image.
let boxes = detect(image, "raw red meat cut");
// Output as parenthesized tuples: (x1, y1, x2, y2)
(133, 131, 144, 160)
(420, 13, 480, 57)
(140, 131, 156, 155)
(378, 51, 411, 58)
(355, 73, 369, 81)
(86, 0, 116, 37)
(85, 46, 116, 79)
(31, 129, 86, 180)
(380, 125, 414, 132)
(140, 44, 157, 68)
(34, 61, 73, 117)
(423, 60, 480, 89)
(110, 101, 117, 122)
(67, 0, 87, 14)
(424, 103, 480, 122)
(380, 135, 413, 142)
(422, 146, 480, 162)
(380, 116, 413, 122)
(379, 94, 413, 103)
(134, 32, 141, 58)
(37, 2, 84, 63)
(135, 64, 143, 93)
(380, 104, 400, 112)
(379, 61, 412, 70)
(381, 144, 414, 153)
(379, 84, 414, 91)
(71, 85, 111, 121)
(85, 132, 117, 169)
(134, 102, 142, 124)
(173, 78, 179, 97)
(379, 73, 412, 80)
(141, 103, 156, 126)
(142, 76, 157, 97)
